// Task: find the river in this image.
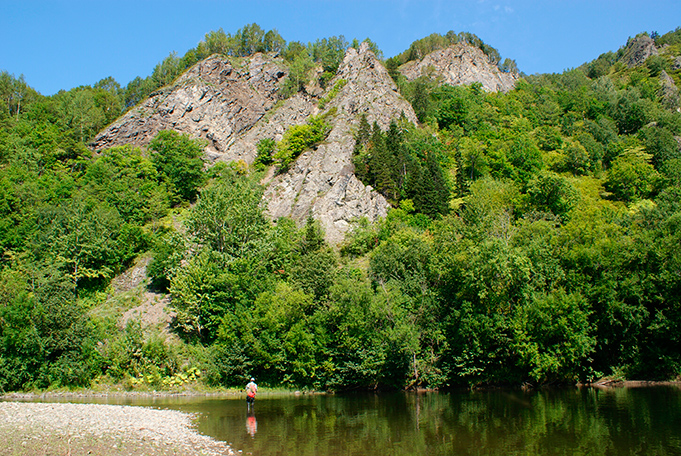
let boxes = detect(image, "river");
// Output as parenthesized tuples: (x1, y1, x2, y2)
(17, 385, 681, 455)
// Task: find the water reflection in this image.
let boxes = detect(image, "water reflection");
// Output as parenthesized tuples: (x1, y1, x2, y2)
(247, 410, 257, 438)
(173, 387, 680, 456)
(12, 386, 681, 456)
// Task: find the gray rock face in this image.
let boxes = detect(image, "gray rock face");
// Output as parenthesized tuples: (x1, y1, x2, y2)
(660, 70, 680, 110)
(263, 42, 419, 244)
(672, 56, 681, 71)
(216, 94, 318, 165)
(620, 35, 659, 68)
(92, 54, 287, 155)
(399, 42, 518, 93)
(92, 45, 419, 244)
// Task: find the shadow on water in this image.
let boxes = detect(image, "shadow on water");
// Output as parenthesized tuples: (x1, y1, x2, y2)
(15, 386, 681, 456)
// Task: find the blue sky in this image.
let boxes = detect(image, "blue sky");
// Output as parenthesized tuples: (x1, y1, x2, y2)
(1, 0, 680, 95)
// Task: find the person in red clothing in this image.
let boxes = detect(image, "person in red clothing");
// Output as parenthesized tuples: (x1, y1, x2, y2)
(246, 377, 257, 407)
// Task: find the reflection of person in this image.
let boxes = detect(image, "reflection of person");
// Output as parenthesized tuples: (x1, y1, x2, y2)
(246, 377, 257, 407)
(246, 413, 257, 438)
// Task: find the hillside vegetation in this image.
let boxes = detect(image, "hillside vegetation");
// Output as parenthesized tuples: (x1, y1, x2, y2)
(1, 25, 680, 392)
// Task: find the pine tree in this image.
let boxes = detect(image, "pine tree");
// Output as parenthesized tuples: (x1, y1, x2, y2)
(354, 114, 371, 155)
(369, 123, 398, 202)
(413, 152, 450, 217)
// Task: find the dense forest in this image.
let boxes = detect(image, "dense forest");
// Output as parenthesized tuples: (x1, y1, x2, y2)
(1, 24, 680, 392)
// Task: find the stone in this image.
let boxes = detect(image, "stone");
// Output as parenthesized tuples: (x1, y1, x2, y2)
(672, 56, 681, 71)
(660, 70, 680, 110)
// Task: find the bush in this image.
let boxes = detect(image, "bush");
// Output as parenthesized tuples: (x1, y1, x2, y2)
(254, 138, 276, 167)
(149, 130, 206, 202)
(274, 115, 331, 169)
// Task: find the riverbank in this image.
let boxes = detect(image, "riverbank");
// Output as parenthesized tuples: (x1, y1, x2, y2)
(0, 401, 234, 456)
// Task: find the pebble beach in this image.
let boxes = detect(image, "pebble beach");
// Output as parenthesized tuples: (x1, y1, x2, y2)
(0, 400, 234, 456)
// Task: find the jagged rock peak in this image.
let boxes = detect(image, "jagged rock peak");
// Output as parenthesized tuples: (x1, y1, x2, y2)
(91, 53, 288, 156)
(334, 42, 419, 128)
(620, 34, 659, 68)
(264, 43, 418, 244)
(399, 41, 518, 93)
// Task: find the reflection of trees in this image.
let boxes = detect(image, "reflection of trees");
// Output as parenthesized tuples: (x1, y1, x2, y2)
(192, 388, 681, 456)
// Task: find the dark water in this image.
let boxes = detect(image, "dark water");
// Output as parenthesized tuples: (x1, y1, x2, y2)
(23, 386, 681, 455)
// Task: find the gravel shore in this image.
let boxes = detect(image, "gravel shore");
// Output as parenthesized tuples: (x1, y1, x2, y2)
(0, 401, 234, 456)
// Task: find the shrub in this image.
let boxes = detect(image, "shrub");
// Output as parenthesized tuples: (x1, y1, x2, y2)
(274, 115, 331, 169)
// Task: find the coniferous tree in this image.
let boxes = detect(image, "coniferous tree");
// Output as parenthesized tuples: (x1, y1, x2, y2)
(369, 123, 399, 202)
(412, 152, 450, 217)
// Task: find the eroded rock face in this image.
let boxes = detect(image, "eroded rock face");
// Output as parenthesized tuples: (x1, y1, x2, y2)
(400, 42, 518, 93)
(672, 56, 681, 71)
(263, 42, 419, 244)
(216, 94, 318, 165)
(620, 35, 659, 68)
(660, 70, 680, 110)
(92, 54, 287, 155)
(92, 45, 419, 244)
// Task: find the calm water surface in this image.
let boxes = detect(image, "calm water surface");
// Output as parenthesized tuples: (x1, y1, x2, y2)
(29, 387, 681, 455)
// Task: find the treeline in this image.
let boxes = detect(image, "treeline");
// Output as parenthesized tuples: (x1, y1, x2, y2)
(1, 27, 681, 392)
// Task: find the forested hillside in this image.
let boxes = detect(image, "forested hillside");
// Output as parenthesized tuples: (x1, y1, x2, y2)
(1, 25, 680, 392)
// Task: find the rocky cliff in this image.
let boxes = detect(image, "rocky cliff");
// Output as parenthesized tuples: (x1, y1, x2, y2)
(92, 54, 287, 159)
(399, 42, 518, 92)
(620, 34, 659, 68)
(92, 44, 417, 244)
(263, 42, 418, 243)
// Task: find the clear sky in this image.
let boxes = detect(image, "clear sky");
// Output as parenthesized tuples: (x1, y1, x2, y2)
(1, 0, 680, 95)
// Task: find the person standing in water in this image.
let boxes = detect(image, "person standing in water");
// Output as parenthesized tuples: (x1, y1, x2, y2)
(246, 377, 257, 407)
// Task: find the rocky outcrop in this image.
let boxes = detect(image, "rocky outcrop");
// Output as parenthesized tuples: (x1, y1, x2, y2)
(620, 35, 659, 68)
(660, 70, 680, 110)
(263, 42, 419, 243)
(92, 45, 419, 244)
(399, 42, 518, 92)
(92, 54, 287, 155)
(216, 94, 318, 165)
(672, 56, 681, 71)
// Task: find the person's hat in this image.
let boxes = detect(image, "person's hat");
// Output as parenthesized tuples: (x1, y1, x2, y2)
(250, 377, 255, 381)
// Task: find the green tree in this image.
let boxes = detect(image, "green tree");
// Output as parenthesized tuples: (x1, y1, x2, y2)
(411, 152, 451, 218)
(605, 148, 661, 201)
(263, 29, 286, 53)
(83, 145, 169, 224)
(513, 289, 595, 384)
(187, 174, 268, 257)
(526, 172, 580, 217)
(280, 51, 315, 98)
(149, 130, 206, 202)
(236, 282, 323, 386)
(640, 125, 680, 167)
